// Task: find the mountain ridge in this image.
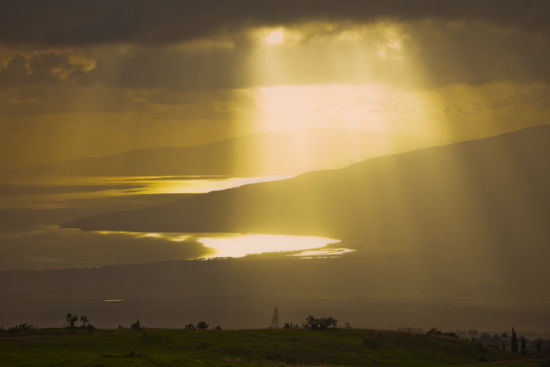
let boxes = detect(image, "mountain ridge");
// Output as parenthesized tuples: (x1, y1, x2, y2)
(66, 124, 550, 250)
(11, 129, 426, 177)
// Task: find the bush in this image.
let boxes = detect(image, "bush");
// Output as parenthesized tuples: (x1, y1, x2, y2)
(196, 321, 209, 330)
(131, 320, 142, 331)
(7, 323, 36, 334)
(303, 315, 337, 330)
(283, 322, 299, 329)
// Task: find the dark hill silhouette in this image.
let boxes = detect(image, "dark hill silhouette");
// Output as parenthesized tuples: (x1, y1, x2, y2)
(15, 124, 549, 332)
(13, 129, 424, 177)
(67, 125, 550, 253)
(64, 125, 550, 310)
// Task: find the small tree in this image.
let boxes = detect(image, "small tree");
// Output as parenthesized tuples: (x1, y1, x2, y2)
(131, 320, 142, 331)
(185, 323, 195, 330)
(511, 328, 518, 353)
(320, 316, 337, 329)
(7, 323, 36, 334)
(80, 315, 89, 328)
(520, 336, 527, 356)
(66, 313, 78, 328)
(196, 321, 209, 330)
(303, 315, 337, 330)
(304, 315, 318, 329)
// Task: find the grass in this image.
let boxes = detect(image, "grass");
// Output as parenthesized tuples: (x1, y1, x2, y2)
(0, 328, 545, 367)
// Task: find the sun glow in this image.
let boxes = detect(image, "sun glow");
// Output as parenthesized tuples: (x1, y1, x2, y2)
(95, 230, 346, 259)
(263, 29, 285, 44)
(252, 84, 430, 133)
(247, 23, 444, 135)
(199, 234, 340, 258)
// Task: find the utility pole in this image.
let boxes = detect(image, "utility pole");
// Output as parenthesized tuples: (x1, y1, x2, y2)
(270, 307, 279, 329)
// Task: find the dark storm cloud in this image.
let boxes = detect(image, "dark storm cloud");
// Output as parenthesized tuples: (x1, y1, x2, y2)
(0, 51, 95, 89)
(95, 45, 249, 90)
(1, 0, 549, 46)
(412, 23, 550, 86)
(4, 22, 550, 93)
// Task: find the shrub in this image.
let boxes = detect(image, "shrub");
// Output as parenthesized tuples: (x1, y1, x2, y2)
(131, 320, 142, 331)
(196, 321, 209, 330)
(7, 323, 36, 334)
(303, 315, 337, 329)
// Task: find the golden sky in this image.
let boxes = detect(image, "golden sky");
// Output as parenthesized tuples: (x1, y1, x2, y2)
(1, 1, 550, 169)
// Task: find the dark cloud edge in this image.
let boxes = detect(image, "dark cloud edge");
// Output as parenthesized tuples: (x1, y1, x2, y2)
(1, 0, 549, 46)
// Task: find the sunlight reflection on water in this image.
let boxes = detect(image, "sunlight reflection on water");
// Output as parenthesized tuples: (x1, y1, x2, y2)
(290, 248, 356, 259)
(95, 230, 351, 259)
(0, 175, 292, 209)
(138, 175, 292, 194)
(199, 234, 343, 258)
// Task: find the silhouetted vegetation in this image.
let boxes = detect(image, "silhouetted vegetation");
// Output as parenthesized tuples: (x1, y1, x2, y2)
(6, 323, 36, 335)
(130, 320, 142, 331)
(426, 328, 458, 338)
(512, 328, 519, 353)
(65, 313, 78, 328)
(283, 322, 299, 329)
(80, 315, 91, 328)
(303, 315, 337, 329)
(196, 321, 209, 330)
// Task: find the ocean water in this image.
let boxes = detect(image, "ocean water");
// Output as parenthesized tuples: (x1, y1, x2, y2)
(0, 175, 351, 270)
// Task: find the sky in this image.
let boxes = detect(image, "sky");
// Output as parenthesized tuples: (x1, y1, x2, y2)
(1, 1, 550, 332)
(1, 0, 550, 169)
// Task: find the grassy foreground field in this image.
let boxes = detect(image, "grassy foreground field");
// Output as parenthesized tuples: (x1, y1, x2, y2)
(0, 328, 544, 367)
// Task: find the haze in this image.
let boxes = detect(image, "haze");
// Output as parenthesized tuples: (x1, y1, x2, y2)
(1, 0, 550, 335)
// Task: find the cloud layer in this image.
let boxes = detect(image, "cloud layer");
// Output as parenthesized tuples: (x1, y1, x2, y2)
(1, 0, 549, 46)
(1, 1, 550, 169)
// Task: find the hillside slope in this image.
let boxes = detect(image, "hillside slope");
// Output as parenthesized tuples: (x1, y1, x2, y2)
(14, 129, 423, 176)
(66, 125, 550, 300)
(68, 125, 550, 246)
